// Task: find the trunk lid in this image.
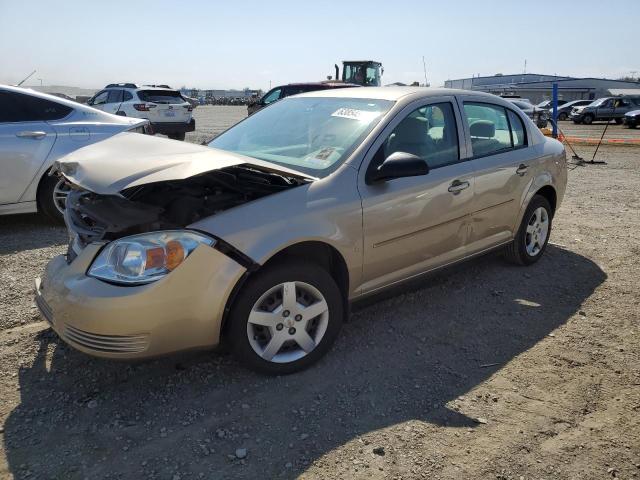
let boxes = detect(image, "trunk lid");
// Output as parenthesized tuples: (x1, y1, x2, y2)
(53, 131, 314, 195)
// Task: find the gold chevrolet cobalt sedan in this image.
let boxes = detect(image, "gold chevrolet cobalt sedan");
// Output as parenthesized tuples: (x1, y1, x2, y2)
(36, 87, 567, 374)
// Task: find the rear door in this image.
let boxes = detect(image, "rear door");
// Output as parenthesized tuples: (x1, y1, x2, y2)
(137, 89, 191, 124)
(460, 98, 536, 252)
(104, 89, 124, 115)
(0, 91, 60, 204)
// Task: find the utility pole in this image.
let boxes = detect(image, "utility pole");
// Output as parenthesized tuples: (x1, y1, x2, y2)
(422, 56, 428, 87)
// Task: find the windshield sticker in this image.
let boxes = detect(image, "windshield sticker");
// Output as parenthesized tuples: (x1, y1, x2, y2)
(331, 108, 380, 122)
(304, 147, 337, 168)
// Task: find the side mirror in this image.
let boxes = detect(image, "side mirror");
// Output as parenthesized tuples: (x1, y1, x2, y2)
(367, 151, 429, 184)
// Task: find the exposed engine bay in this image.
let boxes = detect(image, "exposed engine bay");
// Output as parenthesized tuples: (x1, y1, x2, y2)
(64, 164, 309, 247)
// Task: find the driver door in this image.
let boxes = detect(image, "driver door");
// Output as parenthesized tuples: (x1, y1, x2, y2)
(357, 97, 475, 294)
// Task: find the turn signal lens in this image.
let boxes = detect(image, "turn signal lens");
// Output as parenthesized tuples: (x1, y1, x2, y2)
(88, 231, 215, 285)
(165, 240, 185, 271)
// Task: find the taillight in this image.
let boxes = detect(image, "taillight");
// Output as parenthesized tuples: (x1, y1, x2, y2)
(184, 105, 193, 112)
(134, 104, 150, 111)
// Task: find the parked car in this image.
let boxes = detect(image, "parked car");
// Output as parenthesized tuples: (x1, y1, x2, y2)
(623, 109, 640, 128)
(507, 99, 548, 128)
(0, 84, 149, 221)
(570, 96, 640, 124)
(37, 87, 566, 374)
(540, 99, 594, 121)
(536, 99, 568, 110)
(87, 84, 195, 140)
(247, 82, 359, 115)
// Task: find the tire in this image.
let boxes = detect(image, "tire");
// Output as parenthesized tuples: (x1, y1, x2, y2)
(227, 261, 344, 374)
(558, 112, 567, 121)
(37, 174, 67, 223)
(582, 114, 594, 125)
(504, 195, 553, 266)
(168, 132, 186, 141)
(614, 118, 623, 125)
(573, 120, 581, 124)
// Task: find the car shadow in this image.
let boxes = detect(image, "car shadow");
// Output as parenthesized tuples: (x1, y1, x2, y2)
(0, 214, 66, 255)
(3, 245, 605, 479)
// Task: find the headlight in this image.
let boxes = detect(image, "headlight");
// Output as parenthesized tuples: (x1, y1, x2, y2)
(88, 230, 215, 285)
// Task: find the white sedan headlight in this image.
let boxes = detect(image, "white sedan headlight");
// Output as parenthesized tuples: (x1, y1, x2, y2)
(88, 230, 215, 285)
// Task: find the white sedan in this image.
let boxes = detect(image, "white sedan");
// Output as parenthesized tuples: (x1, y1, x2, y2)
(0, 85, 148, 221)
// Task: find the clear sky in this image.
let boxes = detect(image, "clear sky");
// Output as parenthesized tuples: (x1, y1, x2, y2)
(1, 0, 638, 91)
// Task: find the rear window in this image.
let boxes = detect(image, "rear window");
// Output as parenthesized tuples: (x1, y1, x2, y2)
(137, 90, 184, 104)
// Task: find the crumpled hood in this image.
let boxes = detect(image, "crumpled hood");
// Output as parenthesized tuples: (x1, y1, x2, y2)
(53, 132, 314, 195)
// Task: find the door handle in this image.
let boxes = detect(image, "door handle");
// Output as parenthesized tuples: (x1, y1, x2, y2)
(16, 131, 47, 139)
(448, 180, 470, 193)
(516, 164, 529, 176)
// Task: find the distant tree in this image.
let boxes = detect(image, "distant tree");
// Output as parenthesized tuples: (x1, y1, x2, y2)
(617, 76, 639, 82)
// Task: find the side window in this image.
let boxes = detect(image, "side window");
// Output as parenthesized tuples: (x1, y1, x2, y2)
(0, 92, 71, 122)
(91, 91, 109, 106)
(463, 102, 512, 157)
(262, 88, 282, 105)
(107, 89, 123, 104)
(507, 109, 527, 148)
(123, 91, 133, 101)
(382, 102, 459, 169)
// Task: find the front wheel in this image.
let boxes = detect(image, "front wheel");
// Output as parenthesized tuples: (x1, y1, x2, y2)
(582, 114, 594, 125)
(227, 262, 344, 374)
(614, 118, 623, 125)
(558, 112, 568, 121)
(37, 174, 69, 223)
(504, 195, 553, 266)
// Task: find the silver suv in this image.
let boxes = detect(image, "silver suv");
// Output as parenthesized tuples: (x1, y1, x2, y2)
(37, 87, 567, 374)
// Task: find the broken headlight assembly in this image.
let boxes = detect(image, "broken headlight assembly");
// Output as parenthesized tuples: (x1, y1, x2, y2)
(88, 230, 215, 285)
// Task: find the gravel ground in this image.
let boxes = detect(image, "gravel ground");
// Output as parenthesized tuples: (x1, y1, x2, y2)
(0, 109, 639, 479)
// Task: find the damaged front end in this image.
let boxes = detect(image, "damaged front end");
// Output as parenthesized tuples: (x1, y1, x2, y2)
(63, 164, 310, 260)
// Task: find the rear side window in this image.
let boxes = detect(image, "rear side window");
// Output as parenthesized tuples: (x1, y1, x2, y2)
(464, 102, 512, 157)
(507, 110, 526, 147)
(464, 102, 528, 157)
(137, 90, 184, 104)
(123, 91, 133, 101)
(261, 88, 282, 105)
(0, 91, 72, 122)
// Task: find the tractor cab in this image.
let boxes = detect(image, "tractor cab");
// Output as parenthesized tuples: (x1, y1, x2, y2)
(336, 61, 383, 87)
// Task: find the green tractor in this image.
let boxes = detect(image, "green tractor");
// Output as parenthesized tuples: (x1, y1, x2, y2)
(333, 60, 383, 87)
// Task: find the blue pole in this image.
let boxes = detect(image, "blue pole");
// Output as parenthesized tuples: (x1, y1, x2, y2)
(552, 83, 558, 138)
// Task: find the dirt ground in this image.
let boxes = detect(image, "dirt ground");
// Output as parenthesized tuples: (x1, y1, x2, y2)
(0, 108, 639, 480)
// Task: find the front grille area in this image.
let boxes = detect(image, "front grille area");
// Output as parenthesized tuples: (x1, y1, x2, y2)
(63, 324, 149, 354)
(35, 295, 54, 324)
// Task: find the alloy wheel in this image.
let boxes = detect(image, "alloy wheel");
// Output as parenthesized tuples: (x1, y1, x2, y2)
(525, 207, 549, 256)
(52, 178, 71, 214)
(246, 281, 329, 363)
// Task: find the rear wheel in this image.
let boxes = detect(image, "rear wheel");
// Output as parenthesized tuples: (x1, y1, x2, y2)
(227, 262, 344, 374)
(168, 132, 186, 141)
(504, 195, 552, 266)
(37, 174, 69, 223)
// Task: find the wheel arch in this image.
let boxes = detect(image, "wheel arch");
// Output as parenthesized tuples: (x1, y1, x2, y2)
(220, 240, 351, 337)
(535, 184, 557, 217)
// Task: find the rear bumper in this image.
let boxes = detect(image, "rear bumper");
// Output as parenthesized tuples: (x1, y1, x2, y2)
(150, 119, 196, 135)
(34, 242, 246, 359)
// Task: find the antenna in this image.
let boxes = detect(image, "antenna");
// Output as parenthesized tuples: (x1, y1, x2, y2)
(523, 59, 527, 74)
(17, 70, 36, 86)
(422, 56, 428, 87)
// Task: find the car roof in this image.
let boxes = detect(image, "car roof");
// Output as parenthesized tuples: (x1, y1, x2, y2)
(296, 86, 485, 101)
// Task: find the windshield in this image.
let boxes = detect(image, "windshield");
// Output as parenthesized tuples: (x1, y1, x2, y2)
(209, 97, 393, 177)
(589, 98, 608, 107)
